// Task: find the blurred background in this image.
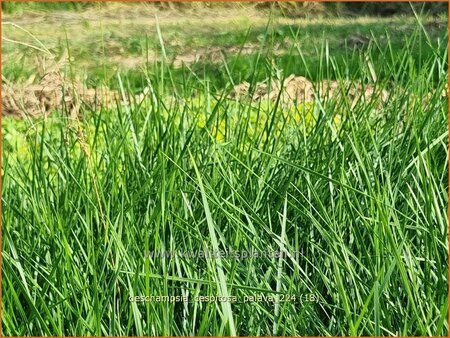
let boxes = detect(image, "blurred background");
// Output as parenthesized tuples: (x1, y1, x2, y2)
(2, 1, 448, 17)
(2, 2, 447, 93)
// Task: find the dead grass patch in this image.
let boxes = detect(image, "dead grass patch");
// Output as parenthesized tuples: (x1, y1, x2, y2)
(229, 74, 389, 107)
(2, 55, 119, 118)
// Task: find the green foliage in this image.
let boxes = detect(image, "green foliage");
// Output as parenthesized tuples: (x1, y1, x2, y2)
(2, 12, 448, 337)
(1, 2, 98, 14)
(2, 2, 446, 17)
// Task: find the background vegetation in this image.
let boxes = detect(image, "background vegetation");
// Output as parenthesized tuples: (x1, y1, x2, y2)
(2, 1, 447, 16)
(2, 2, 448, 336)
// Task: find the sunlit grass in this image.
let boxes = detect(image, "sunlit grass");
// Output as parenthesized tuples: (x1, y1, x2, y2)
(2, 11, 448, 336)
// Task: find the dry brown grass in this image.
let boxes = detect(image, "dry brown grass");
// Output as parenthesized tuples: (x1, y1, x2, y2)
(229, 75, 389, 108)
(2, 55, 119, 118)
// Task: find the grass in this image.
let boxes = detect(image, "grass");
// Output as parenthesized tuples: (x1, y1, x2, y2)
(1, 2, 99, 15)
(2, 7, 449, 336)
(2, 8, 447, 90)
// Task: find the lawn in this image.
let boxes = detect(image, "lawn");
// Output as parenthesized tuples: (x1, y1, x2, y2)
(1, 3, 449, 336)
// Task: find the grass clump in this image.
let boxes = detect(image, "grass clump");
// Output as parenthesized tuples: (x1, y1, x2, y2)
(2, 12, 448, 336)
